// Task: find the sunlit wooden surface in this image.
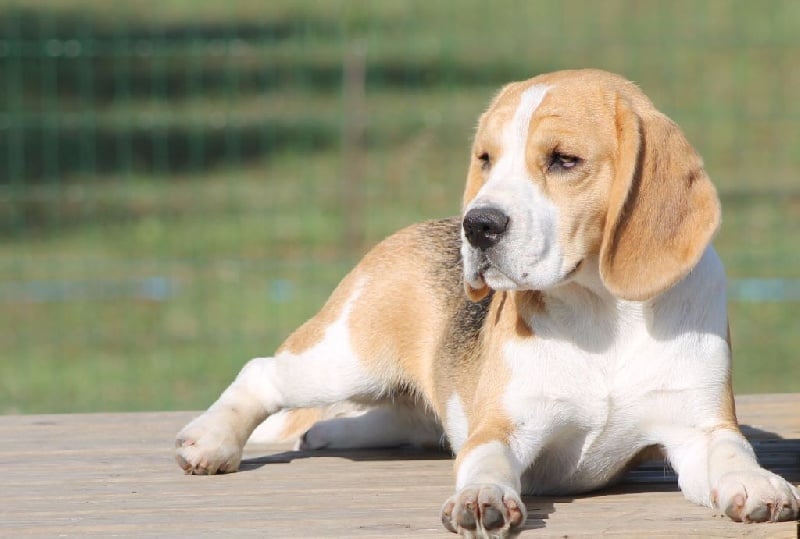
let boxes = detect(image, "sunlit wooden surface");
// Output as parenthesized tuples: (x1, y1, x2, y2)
(2, 394, 798, 538)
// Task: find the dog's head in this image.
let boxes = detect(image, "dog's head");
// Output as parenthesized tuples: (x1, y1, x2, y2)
(461, 69, 720, 302)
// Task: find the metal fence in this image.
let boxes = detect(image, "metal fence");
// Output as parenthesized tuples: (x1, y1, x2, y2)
(1, 1, 799, 412)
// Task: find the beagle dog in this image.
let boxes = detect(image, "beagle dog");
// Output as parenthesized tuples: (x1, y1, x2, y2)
(175, 69, 799, 537)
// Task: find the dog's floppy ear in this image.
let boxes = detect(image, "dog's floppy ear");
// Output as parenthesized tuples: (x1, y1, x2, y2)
(599, 96, 721, 301)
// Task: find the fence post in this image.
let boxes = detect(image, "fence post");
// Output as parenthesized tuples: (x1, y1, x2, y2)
(341, 41, 367, 253)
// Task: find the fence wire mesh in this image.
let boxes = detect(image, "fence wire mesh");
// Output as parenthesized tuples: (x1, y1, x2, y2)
(1, 1, 799, 412)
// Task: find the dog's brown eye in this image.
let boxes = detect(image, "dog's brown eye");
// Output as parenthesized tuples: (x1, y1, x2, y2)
(477, 152, 491, 171)
(548, 152, 582, 173)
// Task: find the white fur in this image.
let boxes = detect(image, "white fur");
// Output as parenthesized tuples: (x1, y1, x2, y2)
(175, 280, 381, 474)
(456, 441, 522, 492)
(300, 404, 442, 450)
(445, 392, 469, 452)
(248, 409, 291, 444)
(236, 280, 379, 413)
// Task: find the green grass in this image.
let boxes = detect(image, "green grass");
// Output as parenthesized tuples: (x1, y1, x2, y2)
(1, 0, 799, 412)
(717, 195, 800, 394)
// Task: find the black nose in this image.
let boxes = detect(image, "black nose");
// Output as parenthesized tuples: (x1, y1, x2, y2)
(463, 207, 509, 250)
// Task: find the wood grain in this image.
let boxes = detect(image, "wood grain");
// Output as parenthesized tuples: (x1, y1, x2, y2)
(1, 394, 798, 537)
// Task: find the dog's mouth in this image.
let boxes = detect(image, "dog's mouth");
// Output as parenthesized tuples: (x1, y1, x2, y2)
(469, 254, 517, 290)
(468, 253, 584, 293)
(465, 263, 488, 291)
(463, 252, 492, 292)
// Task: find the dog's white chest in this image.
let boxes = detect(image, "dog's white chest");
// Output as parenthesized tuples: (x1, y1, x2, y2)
(499, 332, 658, 492)
(491, 259, 730, 493)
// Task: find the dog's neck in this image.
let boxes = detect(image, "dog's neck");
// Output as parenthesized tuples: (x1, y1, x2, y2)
(546, 255, 620, 307)
(520, 247, 725, 352)
(519, 256, 650, 350)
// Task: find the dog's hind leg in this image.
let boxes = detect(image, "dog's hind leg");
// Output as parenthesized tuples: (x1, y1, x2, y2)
(297, 401, 444, 451)
(247, 404, 353, 445)
(175, 275, 399, 474)
(174, 220, 459, 475)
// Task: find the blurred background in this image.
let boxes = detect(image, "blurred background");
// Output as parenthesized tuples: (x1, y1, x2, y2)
(1, 0, 798, 413)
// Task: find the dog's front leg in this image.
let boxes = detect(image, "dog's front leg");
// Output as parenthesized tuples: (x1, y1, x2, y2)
(706, 427, 799, 522)
(665, 425, 799, 522)
(441, 436, 528, 538)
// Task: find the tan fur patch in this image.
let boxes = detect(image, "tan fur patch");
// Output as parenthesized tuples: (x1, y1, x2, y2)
(717, 324, 739, 429)
(277, 271, 361, 355)
(464, 281, 491, 302)
(453, 290, 544, 469)
(489, 291, 542, 339)
(276, 407, 325, 441)
(332, 219, 470, 407)
(347, 232, 443, 399)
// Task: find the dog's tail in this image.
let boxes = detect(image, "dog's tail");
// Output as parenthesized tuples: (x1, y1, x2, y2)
(247, 403, 366, 445)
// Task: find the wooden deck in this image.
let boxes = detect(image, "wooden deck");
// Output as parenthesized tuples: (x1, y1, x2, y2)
(1, 394, 798, 538)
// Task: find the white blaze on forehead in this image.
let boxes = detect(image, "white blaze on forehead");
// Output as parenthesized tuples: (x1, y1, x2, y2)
(505, 84, 550, 151)
(491, 84, 550, 184)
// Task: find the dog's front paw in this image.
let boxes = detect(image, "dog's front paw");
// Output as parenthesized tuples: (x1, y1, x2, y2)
(441, 484, 525, 538)
(712, 469, 799, 522)
(175, 412, 243, 475)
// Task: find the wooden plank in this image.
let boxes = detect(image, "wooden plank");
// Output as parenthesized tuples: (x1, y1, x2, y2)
(0, 395, 797, 537)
